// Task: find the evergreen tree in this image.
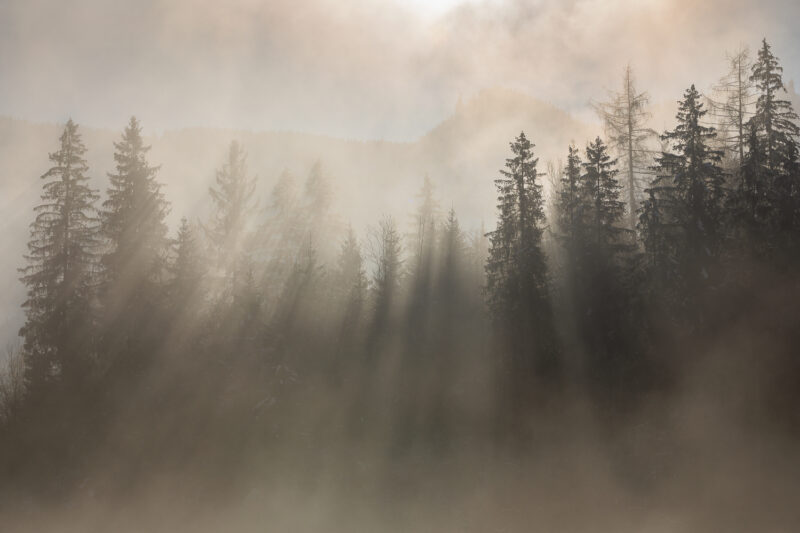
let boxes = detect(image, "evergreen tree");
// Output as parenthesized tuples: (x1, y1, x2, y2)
(727, 121, 771, 251)
(169, 217, 204, 306)
(370, 215, 403, 317)
(556, 145, 583, 247)
(297, 160, 340, 268)
(100, 117, 169, 290)
(438, 208, 467, 297)
(644, 85, 725, 298)
(99, 117, 169, 371)
(335, 226, 369, 325)
(580, 137, 628, 253)
(19, 119, 99, 392)
(205, 141, 257, 302)
(748, 39, 800, 234)
(364, 215, 403, 354)
(485, 132, 557, 421)
(405, 175, 440, 351)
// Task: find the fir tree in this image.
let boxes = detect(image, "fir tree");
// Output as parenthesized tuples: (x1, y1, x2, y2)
(556, 145, 583, 246)
(100, 117, 169, 291)
(99, 117, 170, 371)
(645, 85, 725, 298)
(581, 137, 628, 253)
(335, 225, 369, 320)
(205, 141, 257, 302)
(169, 217, 204, 306)
(19, 119, 99, 392)
(748, 39, 800, 234)
(485, 131, 557, 411)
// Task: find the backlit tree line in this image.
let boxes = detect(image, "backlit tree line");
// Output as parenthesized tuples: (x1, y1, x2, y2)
(1, 38, 799, 495)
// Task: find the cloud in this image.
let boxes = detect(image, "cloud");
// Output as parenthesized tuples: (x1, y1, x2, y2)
(0, 0, 798, 139)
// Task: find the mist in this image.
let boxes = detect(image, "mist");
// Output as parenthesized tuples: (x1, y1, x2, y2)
(2, 1, 800, 531)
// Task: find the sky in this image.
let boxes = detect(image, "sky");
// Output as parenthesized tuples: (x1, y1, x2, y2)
(0, 0, 799, 141)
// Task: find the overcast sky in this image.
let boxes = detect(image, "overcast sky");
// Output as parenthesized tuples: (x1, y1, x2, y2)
(1, 0, 798, 140)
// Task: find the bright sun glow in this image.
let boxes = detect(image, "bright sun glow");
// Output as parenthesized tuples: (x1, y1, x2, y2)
(404, 0, 469, 18)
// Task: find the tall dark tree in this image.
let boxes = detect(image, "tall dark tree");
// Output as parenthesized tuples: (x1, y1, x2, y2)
(748, 39, 800, 234)
(643, 85, 725, 299)
(556, 145, 583, 247)
(19, 119, 99, 392)
(580, 138, 628, 252)
(99, 117, 169, 372)
(485, 132, 557, 427)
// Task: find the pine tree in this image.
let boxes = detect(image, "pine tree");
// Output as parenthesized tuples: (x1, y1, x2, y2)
(595, 65, 656, 233)
(19, 119, 99, 392)
(205, 141, 257, 301)
(748, 39, 800, 234)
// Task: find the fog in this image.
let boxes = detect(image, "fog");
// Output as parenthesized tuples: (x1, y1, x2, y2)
(2, 1, 800, 531)
(2, 0, 799, 137)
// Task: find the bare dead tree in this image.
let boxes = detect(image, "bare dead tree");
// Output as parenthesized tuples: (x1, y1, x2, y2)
(594, 65, 657, 234)
(707, 46, 756, 165)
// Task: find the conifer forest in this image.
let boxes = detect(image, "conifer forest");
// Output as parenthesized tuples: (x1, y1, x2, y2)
(1, 1, 800, 531)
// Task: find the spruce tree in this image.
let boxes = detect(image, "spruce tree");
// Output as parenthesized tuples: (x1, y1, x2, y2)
(580, 137, 628, 253)
(169, 217, 204, 306)
(19, 119, 99, 392)
(99, 117, 169, 371)
(556, 145, 583, 247)
(335, 226, 368, 323)
(645, 85, 725, 298)
(101, 117, 169, 291)
(205, 141, 257, 302)
(485, 131, 556, 408)
(748, 39, 800, 234)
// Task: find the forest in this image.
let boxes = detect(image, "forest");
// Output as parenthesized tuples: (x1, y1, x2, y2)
(1, 36, 800, 532)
